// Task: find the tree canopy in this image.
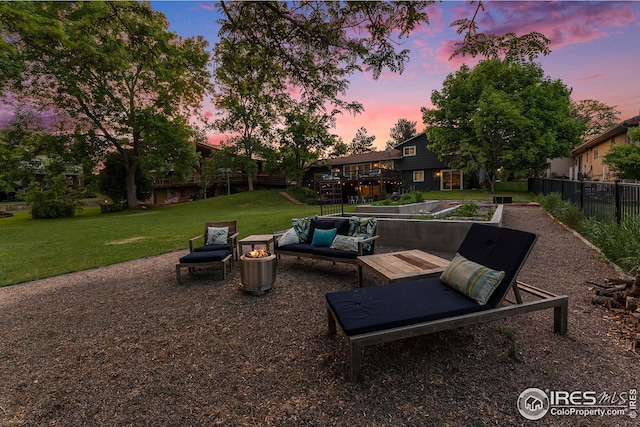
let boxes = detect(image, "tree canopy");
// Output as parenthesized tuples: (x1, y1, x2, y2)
(212, 1, 552, 182)
(422, 59, 583, 192)
(348, 127, 376, 154)
(571, 99, 620, 140)
(0, 1, 210, 208)
(390, 118, 418, 145)
(603, 127, 640, 181)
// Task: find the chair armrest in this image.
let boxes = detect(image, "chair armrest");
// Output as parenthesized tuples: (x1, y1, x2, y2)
(227, 232, 239, 245)
(357, 235, 379, 256)
(189, 235, 204, 252)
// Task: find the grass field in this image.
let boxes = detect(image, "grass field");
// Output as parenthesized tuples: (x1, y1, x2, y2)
(0, 186, 534, 287)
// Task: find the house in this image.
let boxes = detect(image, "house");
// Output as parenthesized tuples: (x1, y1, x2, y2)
(151, 141, 288, 204)
(307, 148, 404, 202)
(306, 133, 462, 202)
(394, 133, 463, 191)
(571, 115, 640, 181)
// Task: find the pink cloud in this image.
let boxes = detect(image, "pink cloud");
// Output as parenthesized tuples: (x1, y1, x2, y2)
(479, 1, 637, 50)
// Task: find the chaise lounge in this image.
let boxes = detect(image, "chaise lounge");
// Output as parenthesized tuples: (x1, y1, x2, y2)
(325, 223, 568, 381)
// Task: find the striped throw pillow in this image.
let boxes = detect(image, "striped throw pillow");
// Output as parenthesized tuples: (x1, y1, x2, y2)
(439, 253, 505, 305)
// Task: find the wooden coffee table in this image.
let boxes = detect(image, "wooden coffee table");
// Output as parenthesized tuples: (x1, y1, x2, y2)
(357, 249, 450, 287)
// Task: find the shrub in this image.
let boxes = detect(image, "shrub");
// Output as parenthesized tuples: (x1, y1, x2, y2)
(18, 175, 84, 219)
(537, 193, 583, 229)
(455, 201, 479, 217)
(286, 186, 316, 205)
(579, 216, 640, 275)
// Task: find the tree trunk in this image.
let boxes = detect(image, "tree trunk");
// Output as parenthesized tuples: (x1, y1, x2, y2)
(247, 174, 254, 192)
(125, 160, 138, 209)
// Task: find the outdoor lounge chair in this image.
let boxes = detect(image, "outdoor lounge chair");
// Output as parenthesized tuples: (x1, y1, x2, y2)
(325, 223, 568, 381)
(189, 220, 239, 265)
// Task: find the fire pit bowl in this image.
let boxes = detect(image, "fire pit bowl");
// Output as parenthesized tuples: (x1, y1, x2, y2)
(240, 249, 276, 293)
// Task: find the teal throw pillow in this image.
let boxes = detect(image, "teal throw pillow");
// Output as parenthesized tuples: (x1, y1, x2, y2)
(439, 253, 505, 305)
(311, 228, 337, 247)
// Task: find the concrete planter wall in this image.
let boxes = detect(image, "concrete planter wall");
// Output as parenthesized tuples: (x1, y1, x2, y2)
(342, 204, 503, 253)
(355, 200, 441, 215)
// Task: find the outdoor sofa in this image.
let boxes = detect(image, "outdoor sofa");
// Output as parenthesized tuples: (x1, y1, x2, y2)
(275, 216, 379, 268)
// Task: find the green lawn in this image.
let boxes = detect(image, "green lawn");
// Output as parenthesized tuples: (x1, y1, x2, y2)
(0, 186, 535, 287)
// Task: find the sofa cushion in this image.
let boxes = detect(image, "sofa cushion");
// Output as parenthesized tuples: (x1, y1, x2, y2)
(277, 242, 316, 254)
(311, 228, 337, 247)
(326, 278, 489, 336)
(333, 218, 351, 236)
(330, 235, 361, 252)
(311, 246, 359, 259)
(206, 227, 228, 245)
(439, 253, 505, 305)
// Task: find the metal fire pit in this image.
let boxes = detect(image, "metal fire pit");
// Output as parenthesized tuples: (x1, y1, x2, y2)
(240, 252, 276, 293)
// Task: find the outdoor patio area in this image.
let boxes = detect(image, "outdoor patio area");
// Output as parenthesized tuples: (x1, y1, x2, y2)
(0, 205, 638, 426)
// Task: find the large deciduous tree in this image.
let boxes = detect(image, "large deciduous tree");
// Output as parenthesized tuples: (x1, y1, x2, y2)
(571, 99, 620, 140)
(0, 1, 210, 208)
(422, 59, 582, 192)
(213, 1, 552, 182)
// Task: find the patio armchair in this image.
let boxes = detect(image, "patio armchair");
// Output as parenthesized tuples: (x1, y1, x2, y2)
(189, 220, 239, 265)
(175, 221, 238, 284)
(326, 223, 568, 381)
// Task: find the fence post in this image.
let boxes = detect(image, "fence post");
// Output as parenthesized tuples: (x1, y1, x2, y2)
(615, 180, 621, 224)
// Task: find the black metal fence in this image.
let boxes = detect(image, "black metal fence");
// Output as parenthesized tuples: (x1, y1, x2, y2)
(528, 178, 640, 223)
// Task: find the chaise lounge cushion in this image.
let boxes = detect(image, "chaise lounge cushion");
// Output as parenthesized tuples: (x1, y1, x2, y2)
(326, 278, 490, 336)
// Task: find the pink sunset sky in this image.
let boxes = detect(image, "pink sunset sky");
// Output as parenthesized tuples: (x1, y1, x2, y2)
(155, 2, 640, 149)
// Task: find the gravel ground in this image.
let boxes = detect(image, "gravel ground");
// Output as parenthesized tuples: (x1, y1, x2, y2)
(1, 204, 638, 426)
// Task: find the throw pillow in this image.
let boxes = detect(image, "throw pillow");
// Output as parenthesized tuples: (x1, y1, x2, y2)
(439, 253, 505, 305)
(277, 227, 299, 246)
(330, 234, 361, 252)
(348, 216, 377, 251)
(206, 227, 229, 245)
(292, 216, 316, 243)
(311, 228, 338, 247)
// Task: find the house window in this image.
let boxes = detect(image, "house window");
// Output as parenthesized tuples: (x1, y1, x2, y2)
(403, 146, 416, 156)
(413, 171, 424, 182)
(593, 148, 598, 160)
(440, 170, 463, 190)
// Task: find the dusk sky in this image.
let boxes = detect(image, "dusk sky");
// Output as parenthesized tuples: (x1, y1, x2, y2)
(151, 1, 640, 150)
